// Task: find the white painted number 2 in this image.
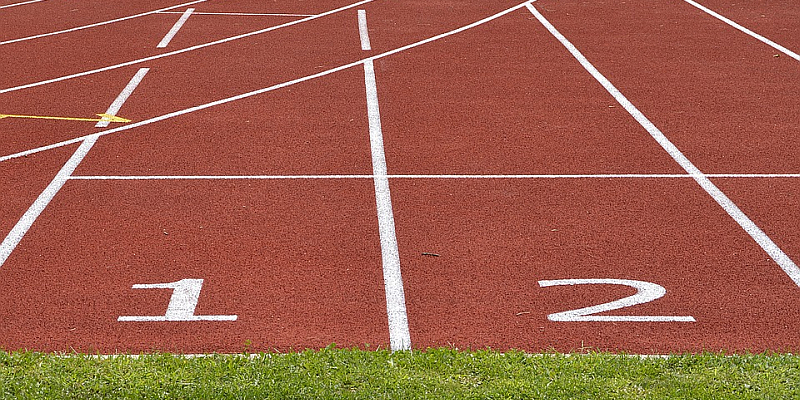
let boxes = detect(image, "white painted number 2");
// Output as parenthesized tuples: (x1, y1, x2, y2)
(537, 279, 695, 322)
(118, 279, 237, 322)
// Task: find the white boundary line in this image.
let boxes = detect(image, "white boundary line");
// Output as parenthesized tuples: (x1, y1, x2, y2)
(0, 1, 535, 162)
(0, 0, 374, 94)
(156, 11, 315, 17)
(0, 69, 148, 268)
(157, 8, 194, 48)
(365, 55, 410, 348)
(0, 0, 44, 9)
(0, 135, 98, 267)
(358, 10, 371, 51)
(67, 174, 800, 180)
(0, 0, 207, 46)
(96, 68, 149, 128)
(683, 0, 800, 62)
(527, 4, 800, 288)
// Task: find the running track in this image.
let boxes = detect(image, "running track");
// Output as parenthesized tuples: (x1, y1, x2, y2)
(0, 0, 798, 354)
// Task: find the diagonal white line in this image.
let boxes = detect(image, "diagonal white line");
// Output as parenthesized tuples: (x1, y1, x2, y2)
(364, 59, 411, 351)
(0, 0, 207, 45)
(0, 135, 98, 267)
(0, 0, 44, 9)
(0, 67, 148, 268)
(0, 0, 375, 94)
(157, 8, 194, 48)
(358, 9, 371, 51)
(0, 0, 535, 163)
(683, 0, 800, 62)
(527, 3, 800, 287)
(96, 68, 149, 128)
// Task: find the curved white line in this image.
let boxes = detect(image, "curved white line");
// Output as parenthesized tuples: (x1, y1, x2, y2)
(0, 1, 534, 163)
(0, 0, 44, 10)
(0, 0, 208, 46)
(0, 0, 373, 94)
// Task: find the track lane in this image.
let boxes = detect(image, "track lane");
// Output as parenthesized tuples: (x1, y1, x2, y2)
(0, 179, 390, 353)
(534, 0, 800, 174)
(0, 146, 77, 241)
(0, 2, 368, 157)
(76, 69, 375, 176)
(395, 178, 800, 353)
(0, 1, 535, 161)
(375, 10, 684, 175)
(0, 68, 154, 157)
(361, 2, 800, 352)
(0, 11, 309, 90)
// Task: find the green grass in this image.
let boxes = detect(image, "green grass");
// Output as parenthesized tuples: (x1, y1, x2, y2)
(1, 348, 798, 399)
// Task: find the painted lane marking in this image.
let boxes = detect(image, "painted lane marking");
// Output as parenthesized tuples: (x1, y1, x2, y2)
(683, 0, 800, 62)
(527, 4, 800, 288)
(96, 67, 149, 128)
(0, 113, 129, 123)
(0, 0, 375, 94)
(364, 58, 410, 351)
(66, 173, 800, 180)
(539, 279, 695, 322)
(0, 0, 207, 46)
(0, 135, 98, 268)
(119, 279, 237, 322)
(0, 0, 44, 9)
(156, 11, 315, 17)
(157, 8, 194, 48)
(0, 69, 147, 268)
(358, 9, 371, 51)
(0, 1, 536, 162)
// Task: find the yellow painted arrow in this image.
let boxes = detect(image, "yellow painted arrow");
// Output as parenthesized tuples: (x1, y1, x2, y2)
(0, 113, 131, 124)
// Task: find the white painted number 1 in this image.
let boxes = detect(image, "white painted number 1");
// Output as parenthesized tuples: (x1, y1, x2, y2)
(537, 279, 695, 322)
(118, 279, 237, 322)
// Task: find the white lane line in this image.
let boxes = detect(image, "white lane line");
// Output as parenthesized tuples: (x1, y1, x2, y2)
(0, 0, 44, 9)
(358, 9, 371, 51)
(0, 0, 207, 46)
(364, 59, 410, 351)
(96, 68, 149, 128)
(0, 0, 375, 94)
(0, 135, 97, 268)
(527, 4, 800, 288)
(683, 0, 800, 62)
(157, 8, 194, 48)
(0, 67, 148, 268)
(0, 0, 534, 162)
(66, 174, 800, 180)
(156, 11, 315, 17)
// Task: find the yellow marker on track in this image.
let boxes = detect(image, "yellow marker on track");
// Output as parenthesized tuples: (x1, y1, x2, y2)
(0, 113, 130, 124)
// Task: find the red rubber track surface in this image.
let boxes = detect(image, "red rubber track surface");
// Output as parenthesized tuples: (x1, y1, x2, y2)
(0, 0, 798, 353)
(0, 0, 194, 41)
